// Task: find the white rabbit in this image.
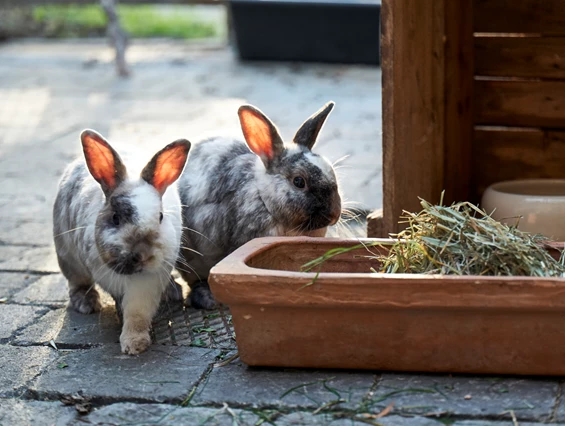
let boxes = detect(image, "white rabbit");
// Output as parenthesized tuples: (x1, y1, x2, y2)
(53, 130, 191, 354)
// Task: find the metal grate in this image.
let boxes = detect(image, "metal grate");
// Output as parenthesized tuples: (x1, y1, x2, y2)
(152, 302, 236, 350)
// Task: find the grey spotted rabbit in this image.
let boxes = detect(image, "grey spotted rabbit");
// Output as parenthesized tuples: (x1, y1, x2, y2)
(177, 102, 341, 309)
(53, 130, 191, 354)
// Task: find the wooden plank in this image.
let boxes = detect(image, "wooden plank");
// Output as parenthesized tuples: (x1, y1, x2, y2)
(475, 37, 565, 79)
(473, 127, 565, 201)
(443, 0, 475, 204)
(381, 0, 446, 234)
(475, 80, 565, 128)
(382, 0, 474, 234)
(474, 0, 565, 35)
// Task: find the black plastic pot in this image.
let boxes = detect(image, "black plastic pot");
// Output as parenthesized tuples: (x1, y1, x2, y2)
(229, 0, 381, 65)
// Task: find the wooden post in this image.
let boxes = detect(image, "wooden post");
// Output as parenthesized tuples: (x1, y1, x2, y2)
(368, 0, 474, 237)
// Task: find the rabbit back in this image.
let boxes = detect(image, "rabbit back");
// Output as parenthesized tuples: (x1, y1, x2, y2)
(53, 160, 104, 282)
(178, 137, 278, 283)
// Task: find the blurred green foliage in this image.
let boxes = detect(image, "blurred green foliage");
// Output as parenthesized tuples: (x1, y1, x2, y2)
(32, 5, 218, 39)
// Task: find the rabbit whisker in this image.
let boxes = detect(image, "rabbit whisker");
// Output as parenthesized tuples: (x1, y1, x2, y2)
(82, 282, 98, 298)
(175, 256, 195, 267)
(166, 259, 201, 282)
(342, 199, 365, 207)
(286, 222, 304, 235)
(333, 165, 352, 171)
(180, 226, 215, 245)
(332, 154, 350, 167)
(54, 226, 87, 237)
(180, 246, 203, 257)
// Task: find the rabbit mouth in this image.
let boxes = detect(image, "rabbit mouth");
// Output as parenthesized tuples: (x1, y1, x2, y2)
(107, 255, 146, 275)
(302, 216, 333, 231)
(109, 262, 144, 275)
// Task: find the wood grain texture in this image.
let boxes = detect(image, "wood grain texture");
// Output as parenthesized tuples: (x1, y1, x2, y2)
(473, 127, 565, 200)
(475, 37, 565, 79)
(381, 0, 446, 234)
(474, 0, 565, 35)
(382, 0, 474, 234)
(443, 0, 475, 204)
(475, 80, 565, 128)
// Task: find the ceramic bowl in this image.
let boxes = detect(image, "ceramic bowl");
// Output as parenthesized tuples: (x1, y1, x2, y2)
(481, 179, 565, 240)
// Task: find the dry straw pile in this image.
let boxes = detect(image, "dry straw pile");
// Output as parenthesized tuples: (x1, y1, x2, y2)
(304, 197, 565, 277)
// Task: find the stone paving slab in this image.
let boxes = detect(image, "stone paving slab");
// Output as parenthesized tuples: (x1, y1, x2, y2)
(76, 403, 260, 426)
(0, 246, 59, 273)
(0, 398, 76, 426)
(30, 345, 220, 403)
(552, 387, 565, 423)
(14, 298, 237, 351)
(0, 246, 28, 265)
(0, 221, 53, 247)
(456, 422, 560, 426)
(274, 412, 446, 426)
(13, 273, 68, 306)
(0, 272, 40, 299)
(0, 345, 57, 398)
(192, 361, 375, 410)
(0, 193, 52, 221)
(66, 402, 565, 426)
(14, 306, 121, 347)
(2, 399, 563, 426)
(0, 304, 46, 340)
(371, 374, 559, 421)
(77, 402, 367, 426)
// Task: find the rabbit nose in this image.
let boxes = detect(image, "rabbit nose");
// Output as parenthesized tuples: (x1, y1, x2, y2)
(131, 252, 142, 265)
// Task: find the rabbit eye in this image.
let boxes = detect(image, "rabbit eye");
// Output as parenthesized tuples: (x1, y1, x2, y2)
(112, 213, 120, 226)
(293, 176, 306, 189)
(159, 212, 163, 223)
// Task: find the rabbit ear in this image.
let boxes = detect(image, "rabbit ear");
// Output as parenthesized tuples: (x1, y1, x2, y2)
(141, 139, 191, 195)
(238, 105, 284, 165)
(81, 129, 127, 196)
(293, 101, 335, 150)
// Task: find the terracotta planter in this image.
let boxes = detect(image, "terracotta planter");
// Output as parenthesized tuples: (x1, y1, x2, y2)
(209, 237, 565, 375)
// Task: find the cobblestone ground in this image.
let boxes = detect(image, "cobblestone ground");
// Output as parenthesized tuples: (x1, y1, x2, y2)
(1, 40, 563, 426)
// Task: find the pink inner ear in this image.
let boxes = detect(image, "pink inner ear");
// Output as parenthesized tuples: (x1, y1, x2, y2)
(153, 145, 188, 194)
(239, 109, 274, 160)
(82, 134, 117, 190)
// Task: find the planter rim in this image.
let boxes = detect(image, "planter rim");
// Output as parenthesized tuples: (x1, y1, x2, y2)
(211, 236, 564, 281)
(209, 237, 565, 310)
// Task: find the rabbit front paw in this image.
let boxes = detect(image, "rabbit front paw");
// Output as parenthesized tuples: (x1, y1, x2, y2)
(187, 281, 216, 310)
(69, 286, 101, 314)
(120, 330, 151, 355)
